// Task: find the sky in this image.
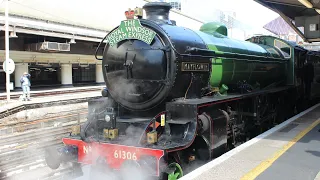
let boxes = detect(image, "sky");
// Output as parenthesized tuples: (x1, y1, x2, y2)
(178, 0, 280, 39)
(0, 0, 280, 39)
(181, 0, 279, 30)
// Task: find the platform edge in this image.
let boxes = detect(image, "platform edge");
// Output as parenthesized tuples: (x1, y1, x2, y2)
(180, 103, 320, 180)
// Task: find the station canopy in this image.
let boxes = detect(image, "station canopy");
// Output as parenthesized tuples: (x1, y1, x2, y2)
(0, 0, 151, 31)
(255, 0, 320, 42)
(0, 0, 204, 42)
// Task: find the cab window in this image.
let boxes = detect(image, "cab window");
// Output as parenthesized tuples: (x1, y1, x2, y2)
(274, 39, 291, 58)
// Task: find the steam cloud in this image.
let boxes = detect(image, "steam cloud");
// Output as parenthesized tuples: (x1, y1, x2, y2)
(107, 71, 137, 100)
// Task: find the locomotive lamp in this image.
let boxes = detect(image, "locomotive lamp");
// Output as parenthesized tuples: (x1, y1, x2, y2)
(71, 125, 80, 136)
(134, 7, 143, 19)
(147, 130, 158, 144)
(147, 116, 161, 144)
(103, 128, 109, 139)
(105, 114, 111, 122)
(104, 108, 118, 140)
(109, 128, 119, 140)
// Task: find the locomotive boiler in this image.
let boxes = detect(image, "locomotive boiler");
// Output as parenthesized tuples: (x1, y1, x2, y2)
(45, 2, 313, 180)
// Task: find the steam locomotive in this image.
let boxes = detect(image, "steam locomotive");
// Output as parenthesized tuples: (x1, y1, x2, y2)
(45, 2, 319, 180)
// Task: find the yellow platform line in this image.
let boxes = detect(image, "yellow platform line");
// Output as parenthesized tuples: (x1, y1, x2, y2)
(241, 118, 320, 180)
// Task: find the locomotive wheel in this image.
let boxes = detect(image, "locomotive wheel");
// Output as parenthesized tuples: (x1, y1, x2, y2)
(45, 147, 61, 170)
(166, 162, 183, 180)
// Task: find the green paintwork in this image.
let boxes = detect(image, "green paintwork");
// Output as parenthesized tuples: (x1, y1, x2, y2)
(106, 19, 156, 47)
(168, 163, 183, 180)
(246, 36, 295, 85)
(210, 57, 223, 87)
(200, 22, 228, 36)
(194, 24, 289, 90)
(209, 44, 223, 87)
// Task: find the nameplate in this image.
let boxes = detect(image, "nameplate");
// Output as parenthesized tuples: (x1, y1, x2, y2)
(181, 62, 210, 72)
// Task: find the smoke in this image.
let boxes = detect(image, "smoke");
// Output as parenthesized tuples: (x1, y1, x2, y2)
(107, 72, 138, 102)
(0, 131, 65, 180)
(71, 122, 164, 180)
(122, 125, 145, 146)
(183, 159, 207, 175)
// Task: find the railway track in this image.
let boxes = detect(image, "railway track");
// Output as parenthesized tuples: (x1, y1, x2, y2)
(0, 96, 96, 120)
(0, 109, 88, 136)
(0, 110, 88, 180)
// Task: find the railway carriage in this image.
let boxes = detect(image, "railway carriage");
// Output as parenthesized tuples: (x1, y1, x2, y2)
(45, 2, 319, 180)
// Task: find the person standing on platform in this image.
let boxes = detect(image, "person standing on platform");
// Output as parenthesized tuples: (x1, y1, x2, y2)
(20, 72, 31, 101)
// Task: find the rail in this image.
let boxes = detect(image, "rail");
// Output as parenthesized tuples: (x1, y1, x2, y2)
(0, 96, 97, 119)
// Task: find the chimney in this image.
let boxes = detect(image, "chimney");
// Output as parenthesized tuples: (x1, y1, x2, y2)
(143, 2, 173, 24)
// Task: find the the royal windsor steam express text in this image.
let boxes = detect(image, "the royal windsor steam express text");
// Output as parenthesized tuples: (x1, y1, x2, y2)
(107, 19, 156, 47)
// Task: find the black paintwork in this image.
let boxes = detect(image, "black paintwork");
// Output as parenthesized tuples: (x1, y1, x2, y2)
(143, 2, 173, 25)
(49, 3, 320, 179)
(80, 85, 294, 152)
(102, 18, 211, 111)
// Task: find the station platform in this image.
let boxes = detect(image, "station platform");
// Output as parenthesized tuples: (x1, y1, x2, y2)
(181, 103, 320, 180)
(0, 85, 104, 100)
(0, 86, 103, 119)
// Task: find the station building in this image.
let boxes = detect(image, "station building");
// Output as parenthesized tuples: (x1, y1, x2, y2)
(0, 15, 107, 90)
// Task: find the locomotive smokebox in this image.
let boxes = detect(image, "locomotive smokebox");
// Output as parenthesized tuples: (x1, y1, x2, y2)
(143, 2, 172, 24)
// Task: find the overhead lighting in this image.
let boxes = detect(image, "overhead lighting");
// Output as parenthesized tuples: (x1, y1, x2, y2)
(298, 0, 313, 8)
(9, 26, 18, 38)
(9, 31, 17, 38)
(316, 8, 320, 14)
(69, 35, 76, 44)
(69, 38, 76, 44)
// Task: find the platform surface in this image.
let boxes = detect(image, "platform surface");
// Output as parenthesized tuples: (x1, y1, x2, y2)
(0, 86, 102, 114)
(0, 85, 104, 96)
(181, 103, 320, 180)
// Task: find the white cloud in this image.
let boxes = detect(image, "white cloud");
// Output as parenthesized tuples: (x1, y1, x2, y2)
(181, 0, 279, 28)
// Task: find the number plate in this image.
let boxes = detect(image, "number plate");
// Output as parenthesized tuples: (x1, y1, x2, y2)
(181, 62, 210, 72)
(113, 150, 137, 160)
(62, 138, 164, 176)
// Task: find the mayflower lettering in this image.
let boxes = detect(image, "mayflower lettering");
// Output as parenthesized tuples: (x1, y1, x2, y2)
(181, 62, 210, 72)
(106, 19, 156, 47)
